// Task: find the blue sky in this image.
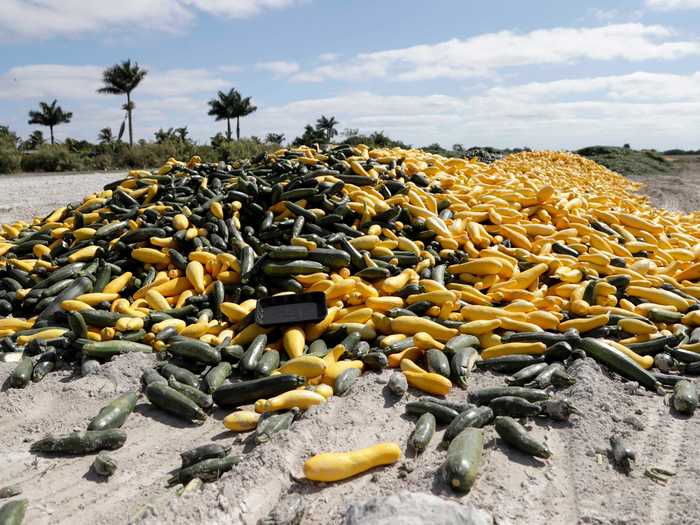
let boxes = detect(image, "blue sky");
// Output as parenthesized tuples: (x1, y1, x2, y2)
(2, 0, 700, 149)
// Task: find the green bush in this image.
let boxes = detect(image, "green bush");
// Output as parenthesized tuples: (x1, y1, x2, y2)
(20, 145, 85, 172)
(0, 147, 22, 174)
(93, 153, 114, 171)
(215, 139, 272, 162)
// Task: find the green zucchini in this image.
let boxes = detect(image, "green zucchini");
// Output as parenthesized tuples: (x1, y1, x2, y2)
(609, 435, 635, 473)
(158, 362, 202, 387)
(334, 367, 361, 396)
(361, 351, 388, 371)
(82, 340, 153, 359)
(168, 339, 221, 366)
(405, 400, 458, 424)
(240, 334, 267, 372)
(387, 372, 408, 397)
(489, 396, 542, 418)
(66, 311, 88, 339)
(87, 391, 139, 431)
(445, 428, 483, 493)
(506, 362, 549, 386)
(10, 358, 33, 389)
(416, 397, 471, 413)
(145, 382, 207, 424)
(255, 409, 297, 444)
(409, 412, 435, 454)
(168, 376, 213, 410)
(469, 386, 550, 405)
(475, 355, 542, 374)
(204, 362, 232, 393)
(426, 348, 450, 378)
(0, 499, 28, 525)
(168, 455, 240, 486)
(30, 429, 127, 454)
(141, 368, 168, 387)
(495, 416, 551, 459)
(450, 347, 478, 388)
(262, 260, 327, 277)
(180, 443, 232, 468)
(213, 375, 305, 408)
(672, 380, 697, 415)
(305, 248, 351, 269)
(265, 245, 309, 260)
(443, 406, 493, 445)
(93, 453, 118, 477)
(579, 337, 660, 391)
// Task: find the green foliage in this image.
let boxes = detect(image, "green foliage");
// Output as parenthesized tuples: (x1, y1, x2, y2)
(215, 139, 273, 162)
(0, 125, 22, 173)
(316, 115, 339, 143)
(20, 145, 85, 173)
(575, 145, 672, 177)
(21, 130, 46, 150)
(27, 100, 73, 144)
(207, 88, 257, 140)
(265, 133, 285, 145)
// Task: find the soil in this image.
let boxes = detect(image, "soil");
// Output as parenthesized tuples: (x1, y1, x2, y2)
(1, 158, 699, 525)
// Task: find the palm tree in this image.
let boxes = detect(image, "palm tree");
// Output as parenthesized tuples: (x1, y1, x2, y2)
(154, 128, 175, 144)
(98, 127, 114, 145)
(27, 100, 72, 145)
(266, 132, 285, 145)
(207, 88, 257, 141)
(316, 115, 338, 143)
(22, 130, 45, 150)
(97, 60, 148, 147)
(175, 127, 189, 143)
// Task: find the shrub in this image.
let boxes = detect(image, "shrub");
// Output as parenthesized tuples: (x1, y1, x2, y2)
(0, 147, 21, 174)
(20, 145, 85, 172)
(215, 139, 272, 162)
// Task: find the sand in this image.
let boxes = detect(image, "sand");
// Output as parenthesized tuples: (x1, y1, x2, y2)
(1, 164, 699, 525)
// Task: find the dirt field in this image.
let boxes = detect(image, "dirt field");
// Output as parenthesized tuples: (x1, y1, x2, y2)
(1, 158, 699, 525)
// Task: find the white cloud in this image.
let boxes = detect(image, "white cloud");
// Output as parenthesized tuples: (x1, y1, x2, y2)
(0, 64, 229, 100)
(646, 0, 700, 9)
(255, 61, 301, 77)
(293, 24, 700, 82)
(0, 0, 310, 39)
(318, 53, 339, 62)
(218, 65, 243, 74)
(6, 63, 700, 151)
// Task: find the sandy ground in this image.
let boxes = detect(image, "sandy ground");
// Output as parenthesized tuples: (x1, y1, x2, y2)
(1, 161, 699, 525)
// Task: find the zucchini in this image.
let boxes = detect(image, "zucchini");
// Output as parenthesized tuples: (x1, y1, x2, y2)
(445, 428, 483, 493)
(0, 499, 28, 525)
(469, 386, 550, 405)
(387, 372, 408, 397)
(168, 376, 213, 410)
(609, 435, 635, 474)
(145, 382, 207, 424)
(83, 340, 153, 359)
(409, 412, 436, 454)
(489, 396, 542, 418)
(475, 355, 543, 374)
(213, 375, 305, 408)
(405, 400, 458, 424)
(168, 455, 240, 486)
(334, 367, 361, 396)
(450, 347, 478, 388)
(93, 452, 118, 477)
(305, 248, 351, 268)
(506, 362, 549, 386)
(443, 406, 493, 445)
(672, 380, 697, 415)
(426, 348, 450, 378)
(579, 338, 660, 391)
(262, 260, 327, 277)
(31, 429, 127, 454)
(168, 339, 221, 366)
(361, 351, 388, 371)
(9, 358, 33, 389)
(495, 416, 551, 459)
(141, 368, 167, 387)
(158, 362, 200, 387)
(255, 410, 297, 444)
(180, 443, 231, 468)
(87, 391, 139, 431)
(240, 334, 267, 372)
(257, 350, 280, 377)
(32, 360, 54, 382)
(416, 397, 471, 413)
